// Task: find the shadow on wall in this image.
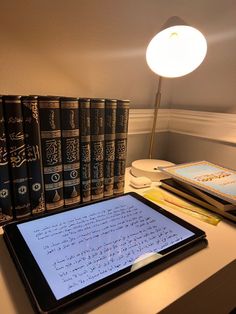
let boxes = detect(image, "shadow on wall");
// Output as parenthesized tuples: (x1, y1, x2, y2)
(126, 132, 170, 167)
(167, 133, 236, 170)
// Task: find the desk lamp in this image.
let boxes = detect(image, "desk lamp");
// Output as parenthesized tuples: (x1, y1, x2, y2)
(131, 16, 207, 181)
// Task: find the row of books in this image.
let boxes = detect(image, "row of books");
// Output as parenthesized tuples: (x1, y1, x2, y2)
(0, 95, 129, 225)
(159, 161, 236, 223)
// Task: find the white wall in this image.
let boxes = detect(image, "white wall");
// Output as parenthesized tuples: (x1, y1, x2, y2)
(0, 0, 235, 111)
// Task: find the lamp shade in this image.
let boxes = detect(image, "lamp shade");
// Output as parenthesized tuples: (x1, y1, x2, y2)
(146, 23, 207, 78)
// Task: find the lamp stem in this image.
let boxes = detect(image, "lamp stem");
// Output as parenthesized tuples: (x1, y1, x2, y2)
(148, 76, 163, 159)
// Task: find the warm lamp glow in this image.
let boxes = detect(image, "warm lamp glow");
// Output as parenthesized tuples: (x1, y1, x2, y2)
(131, 17, 208, 181)
(146, 25, 207, 78)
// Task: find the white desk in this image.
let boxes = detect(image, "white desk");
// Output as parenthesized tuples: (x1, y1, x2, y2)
(0, 169, 235, 314)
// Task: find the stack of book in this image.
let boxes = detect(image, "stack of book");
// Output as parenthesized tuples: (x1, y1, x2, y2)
(0, 95, 129, 225)
(159, 161, 236, 223)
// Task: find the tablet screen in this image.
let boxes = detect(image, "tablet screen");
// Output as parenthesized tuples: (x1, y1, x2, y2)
(17, 194, 195, 300)
(4, 192, 206, 313)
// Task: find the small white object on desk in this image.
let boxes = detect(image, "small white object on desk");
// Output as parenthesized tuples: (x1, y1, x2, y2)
(131, 159, 174, 181)
(129, 176, 152, 189)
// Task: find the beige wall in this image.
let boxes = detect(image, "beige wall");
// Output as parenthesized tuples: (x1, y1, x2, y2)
(1, 1, 235, 168)
(127, 132, 236, 170)
(126, 132, 236, 170)
(127, 132, 170, 166)
(0, 0, 235, 112)
(166, 133, 236, 170)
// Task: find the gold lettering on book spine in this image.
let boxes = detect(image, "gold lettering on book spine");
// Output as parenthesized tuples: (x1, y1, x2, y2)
(9, 131, 24, 141)
(26, 145, 40, 161)
(23, 101, 39, 124)
(45, 139, 61, 165)
(32, 193, 45, 214)
(69, 110, 76, 129)
(10, 144, 27, 168)
(49, 110, 56, 130)
(8, 117, 23, 123)
(0, 146, 8, 165)
(66, 138, 79, 163)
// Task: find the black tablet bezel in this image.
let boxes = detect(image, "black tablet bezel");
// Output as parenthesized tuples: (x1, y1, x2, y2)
(3, 192, 206, 313)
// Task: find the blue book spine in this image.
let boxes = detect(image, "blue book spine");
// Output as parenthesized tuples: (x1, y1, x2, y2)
(79, 98, 91, 203)
(114, 100, 130, 195)
(90, 98, 105, 200)
(60, 97, 81, 207)
(3, 95, 31, 218)
(38, 96, 64, 211)
(104, 99, 117, 197)
(0, 96, 13, 224)
(22, 96, 45, 215)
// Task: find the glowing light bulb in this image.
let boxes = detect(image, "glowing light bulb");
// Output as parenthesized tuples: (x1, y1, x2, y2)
(146, 25, 207, 78)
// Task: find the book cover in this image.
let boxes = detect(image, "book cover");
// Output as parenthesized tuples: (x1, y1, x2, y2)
(90, 98, 105, 200)
(22, 96, 45, 215)
(0, 96, 13, 224)
(79, 98, 91, 203)
(60, 97, 80, 207)
(114, 99, 130, 195)
(3, 95, 31, 218)
(104, 99, 117, 197)
(38, 96, 64, 211)
(160, 161, 236, 206)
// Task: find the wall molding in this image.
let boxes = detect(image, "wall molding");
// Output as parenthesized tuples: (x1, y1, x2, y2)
(129, 109, 236, 144)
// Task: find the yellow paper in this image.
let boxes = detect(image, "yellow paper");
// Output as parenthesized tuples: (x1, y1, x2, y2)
(143, 188, 221, 226)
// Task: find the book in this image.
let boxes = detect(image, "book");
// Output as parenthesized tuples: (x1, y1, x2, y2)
(0, 96, 13, 224)
(114, 99, 130, 195)
(21, 96, 45, 215)
(160, 178, 220, 211)
(104, 99, 117, 197)
(175, 179, 235, 212)
(160, 178, 236, 222)
(3, 95, 31, 219)
(90, 98, 105, 200)
(160, 161, 236, 207)
(38, 96, 64, 211)
(60, 97, 81, 207)
(144, 187, 221, 225)
(79, 98, 91, 203)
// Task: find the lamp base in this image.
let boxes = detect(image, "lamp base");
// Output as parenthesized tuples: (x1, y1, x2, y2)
(131, 159, 175, 182)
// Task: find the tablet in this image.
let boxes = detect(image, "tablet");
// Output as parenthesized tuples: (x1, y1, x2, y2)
(3, 192, 206, 313)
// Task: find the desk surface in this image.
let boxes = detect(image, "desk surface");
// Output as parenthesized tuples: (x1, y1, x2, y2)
(0, 169, 235, 314)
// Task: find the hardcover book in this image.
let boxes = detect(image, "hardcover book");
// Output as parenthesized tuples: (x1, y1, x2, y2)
(22, 96, 45, 215)
(90, 98, 105, 200)
(104, 99, 117, 197)
(0, 96, 13, 224)
(175, 179, 235, 211)
(160, 178, 236, 223)
(160, 161, 236, 206)
(38, 96, 64, 211)
(3, 95, 31, 218)
(114, 99, 130, 195)
(79, 98, 91, 203)
(60, 97, 80, 207)
(160, 178, 218, 211)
